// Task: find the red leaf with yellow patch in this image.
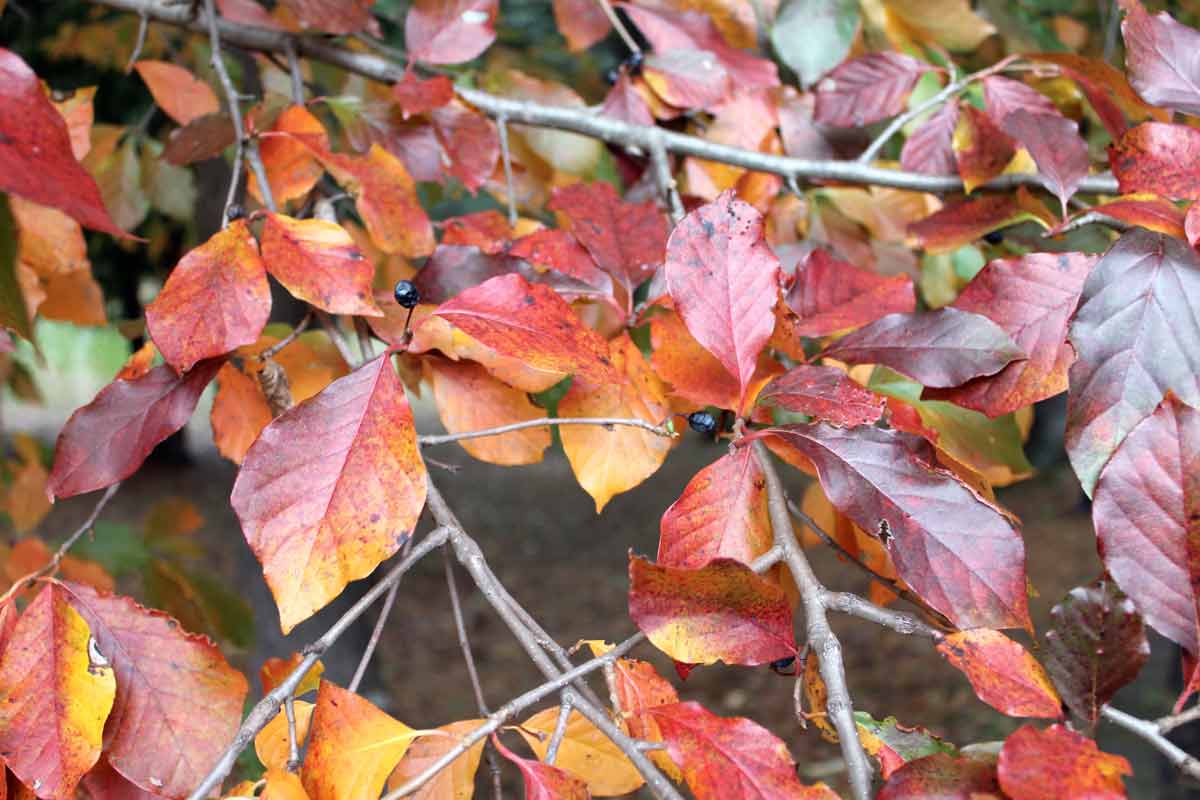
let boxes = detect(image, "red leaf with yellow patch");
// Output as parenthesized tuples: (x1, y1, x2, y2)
(785, 249, 915, 337)
(953, 105, 1015, 193)
(937, 629, 1063, 718)
(260, 213, 381, 317)
(757, 365, 884, 427)
(998, 725, 1130, 800)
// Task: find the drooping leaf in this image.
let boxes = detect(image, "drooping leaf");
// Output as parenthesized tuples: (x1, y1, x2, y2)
(552, 0, 610, 50)
(59, 581, 248, 798)
(387, 719, 486, 800)
(132, 61, 219, 127)
(770, 0, 859, 89)
(900, 100, 959, 176)
(255, 701, 314, 771)
(823, 308, 1024, 389)
(997, 725, 1130, 800)
(1032, 52, 1162, 141)
(46, 359, 222, 500)
(1066, 229, 1200, 496)
(262, 768, 311, 800)
(0, 584, 115, 800)
(785, 249, 915, 337)
(664, 191, 780, 409)
(259, 213, 381, 317)
(877, 752, 1001, 800)
(518, 707, 643, 796)
(760, 424, 1031, 630)
(0, 49, 127, 238)
(250, 105, 329, 206)
(924, 252, 1095, 417)
(853, 713, 957, 781)
(145, 221, 270, 373)
(1043, 579, 1149, 723)
(936, 629, 1063, 718)
(907, 190, 1056, 254)
(953, 105, 1015, 194)
(1110, 122, 1200, 201)
(885, 0, 995, 50)
(814, 52, 932, 128)
(405, 0, 498, 65)
(757, 364, 884, 427)
(639, 701, 838, 800)
(302, 681, 430, 800)
(998, 109, 1089, 215)
(1091, 395, 1200, 656)
(210, 362, 273, 465)
(1051, 193, 1185, 240)
(491, 734, 589, 800)
(1121, 0, 1200, 117)
(628, 555, 795, 666)
(230, 354, 427, 633)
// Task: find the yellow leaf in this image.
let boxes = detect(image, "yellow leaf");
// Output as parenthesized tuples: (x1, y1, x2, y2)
(519, 707, 645, 796)
(256, 701, 314, 771)
(262, 769, 311, 800)
(387, 719, 487, 800)
(884, 0, 995, 51)
(261, 653, 325, 696)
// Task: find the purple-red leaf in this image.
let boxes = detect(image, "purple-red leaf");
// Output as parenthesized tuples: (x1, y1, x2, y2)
(785, 249, 915, 337)
(982, 76, 1059, 123)
(814, 53, 934, 127)
(998, 108, 1089, 215)
(822, 308, 1025, 389)
(405, 0, 498, 65)
(900, 100, 959, 176)
(664, 191, 780, 409)
(1066, 229, 1200, 495)
(756, 364, 884, 427)
(1121, 0, 1200, 117)
(46, 360, 221, 501)
(761, 424, 1031, 630)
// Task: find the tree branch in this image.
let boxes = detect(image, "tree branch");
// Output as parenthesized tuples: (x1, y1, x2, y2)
(1159, 704, 1200, 734)
(91, 0, 1121, 197)
(418, 417, 676, 447)
(544, 697, 573, 764)
(1101, 705, 1200, 782)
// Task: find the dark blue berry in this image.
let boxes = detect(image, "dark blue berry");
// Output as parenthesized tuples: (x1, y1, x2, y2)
(605, 67, 621, 85)
(687, 411, 718, 435)
(624, 51, 645, 75)
(770, 656, 796, 674)
(393, 279, 421, 309)
(983, 230, 1004, 245)
(226, 204, 246, 222)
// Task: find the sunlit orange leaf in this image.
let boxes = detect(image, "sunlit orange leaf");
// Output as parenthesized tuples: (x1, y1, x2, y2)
(492, 734, 588, 800)
(629, 555, 795, 666)
(231, 354, 426, 632)
(649, 308, 740, 411)
(59, 581, 248, 797)
(405, 0, 498, 65)
(52, 86, 95, 161)
(37, 269, 106, 327)
(937, 630, 1062, 718)
(1051, 194, 1185, 239)
(132, 61, 218, 126)
(210, 363, 273, 465)
(885, 0, 995, 51)
(145, 221, 269, 372)
(440, 210, 512, 254)
(263, 768, 311, 800)
(255, 700, 314, 771)
(518, 707, 643, 796)
(428, 358, 551, 466)
(249, 105, 328, 205)
(387, 719, 486, 800)
(908, 189, 1055, 254)
(6, 438, 51, 533)
(260, 214, 381, 317)
(640, 701, 838, 800)
(302, 681, 431, 800)
(997, 724, 1130, 800)
(9, 197, 87, 278)
(553, 0, 610, 50)
(1, 540, 114, 600)
(953, 105, 1015, 194)
(559, 334, 671, 512)
(0, 584, 115, 800)
(260, 653, 324, 695)
(116, 342, 157, 382)
(307, 143, 434, 258)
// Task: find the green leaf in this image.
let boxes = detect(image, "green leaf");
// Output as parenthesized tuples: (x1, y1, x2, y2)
(71, 520, 151, 577)
(771, 0, 860, 88)
(0, 194, 32, 342)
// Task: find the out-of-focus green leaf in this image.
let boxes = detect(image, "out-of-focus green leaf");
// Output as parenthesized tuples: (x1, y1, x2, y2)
(71, 520, 151, 576)
(771, 0, 860, 88)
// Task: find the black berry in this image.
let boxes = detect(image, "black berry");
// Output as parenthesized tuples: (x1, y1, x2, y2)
(605, 67, 620, 85)
(623, 51, 645, 75)
(393, 279, 421, 309)
(687, 411, 718, 435)
(226, 204, 246, 222)
(983, 230, 1004, 245)
(770, 656, 796, 674)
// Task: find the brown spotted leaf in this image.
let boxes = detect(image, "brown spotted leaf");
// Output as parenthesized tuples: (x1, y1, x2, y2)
(936, 629, 1063, 718)
(260, 213, 381, 317)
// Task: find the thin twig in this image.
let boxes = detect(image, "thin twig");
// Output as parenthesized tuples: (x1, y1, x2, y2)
(1159, 704, 1200, 734)
(1101, 705, 1200, 782)
(1103, 0, 1122, 65)
(419, 417, 675, 447)
(755, 442, 874, 800)
(258, 310, 313, 361)
(0, 483, 121, 608)
(347, 576, 400, 694)
(649, 129, 684, 225)
(544, 698, 573, 765)
(1044, 210, 1131, 238)
(202, 0, 246, 226)
(315, 310, 359, 367)
(284, 38, 304, 105)
(822, 591, 939, 639)
(595, 0, 641, 55)
(125, 12, 149, 71)
(283, 695, 300, 771)
(497, 114, 518, 228)
(353, 317, 377, 362)
(186, 527, 450, 800)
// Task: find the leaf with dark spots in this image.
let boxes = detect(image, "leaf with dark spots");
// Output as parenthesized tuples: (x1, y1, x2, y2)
(936, 629, 1063, 718)
(1110, 122, 1200, 201)
(756, 364, 884, 428)
(1043, 579, 1149, 723)
(1066, 229, 1200, 496)
(998, 725, 1130, 800)
(785, 248, 915, 337)
(822, 307, 1025, 389)
(760, 424, 1031, 630)
(814, 52, 934, 128)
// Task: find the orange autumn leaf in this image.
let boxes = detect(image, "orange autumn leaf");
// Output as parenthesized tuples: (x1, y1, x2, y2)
(427, 357, 551, 466)
(262, 769, 311, 800)
(211, 363, 273, 465)
(133, 60, 219, 126)
(6, 437, 51, 533)
(53, 86, 96, 161)
(116, 342, 157, 382)
(260, 652, 325, 696)
(649, 308, 741, 412)
(998, 724, 1130, 799)
(259, 213, 382, 317)
(1, 539, 115, 598)
(953, 105, 1016, 193)
(38, 268, 106, 327)
(387, 719, 487, 800)
(255, 700, 314, 771)
(9, 196, 88, 277)
(518, 707, 644, 796)
(937, 629, 1064, 719)
(608, 657, 681, 781)
(251, 105, 329, 206)
(239, 329, 350, 404)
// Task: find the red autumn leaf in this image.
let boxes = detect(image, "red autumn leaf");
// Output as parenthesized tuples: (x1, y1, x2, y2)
(997, 725, 1130, 800)
(1066, 229, 1200, 495)
(924, 252, 1096, 418)
(145, 221, 270, 373)
(230, 354, 427, 633)
(163, 112, 236, 167)
(953, 105, 1016, 193)
(877, 752, 1002, 800)
(658, 448, 772, 569)
(405, 0, 498, 65)
(431, 273, 617, 385)
(508, 229, 607, 287)
(80, 759, 164, 800)
(907, 190, 1055, 254)
(491, 734, 588, 800)
(217, 0, 285, 29)
(761, 424, 1031, 630)
(1121, 0, 1200, 117)
(823, 308, 1025, 389)
(814, 53, 933, 127)
(259, 213, 381, 317)
(629, 556, 794, 666)
(131, 61, 219, 127)
(1189, 202, 1200, 248)
(1091, 395, 1200, 656)
(900, 99, 959, 176)
(1110, 122, 1200, 201)
(982, 76, 1059, 123)
(936, 629, 1063, 718)
(430, 101, 499, 193)
(0, 48, 127, 238)
(641, 50, 732, 111)
(785, 249, 916, 337)
(650, 307, 744, 411)
(250, 105, 329, 206)
(601, 72, 655, 127)
(1052, 193, 1186, 239)
(756, 364, 884, 427)
(854, 713, 957, 781)
(440, 210, 512, 254)
(413, 245, 541, 304)
(391, 71, 455, 118)
(277, 0, 375, 34)
(548, 181, 668, 298)
(639, 702, 838, 800)
(998, 108, 1089, 215)
(1043, 579, 1150, 723)
(46, 359, 222, 501)
(59, 580, 248, 797)
(664, 191, 780, 409)
(0, 584, 115, 800)
(552, 0, 610, 50)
